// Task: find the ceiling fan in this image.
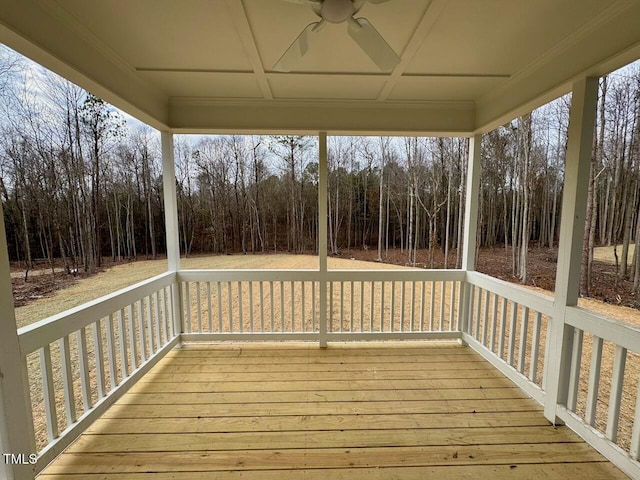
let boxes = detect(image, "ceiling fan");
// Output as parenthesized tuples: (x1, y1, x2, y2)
(273, 0, 400, 73)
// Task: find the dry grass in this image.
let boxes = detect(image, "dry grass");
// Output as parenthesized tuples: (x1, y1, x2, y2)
(593, 244, 636, 266)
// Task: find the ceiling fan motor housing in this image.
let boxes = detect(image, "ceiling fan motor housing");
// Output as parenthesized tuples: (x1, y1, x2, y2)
(321, 0, 354, 23)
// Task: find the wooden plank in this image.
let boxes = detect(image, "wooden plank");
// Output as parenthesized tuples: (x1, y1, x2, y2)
(36, 463, 631, 480)
(116, 387, 528, 405)
(86, 411, 552, 435)
(140, 369, 504, 383)
(128, 377, 517, 394)
(43, 443, 609, 474)
(148, 360, 497, 374)
(101, 398, 541, 418)
(67, 426, 582, 453)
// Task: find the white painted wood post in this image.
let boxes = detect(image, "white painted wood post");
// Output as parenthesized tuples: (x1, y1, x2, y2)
(318, 132, 328, 347)
(544, 77, 598, 423)
(459, 134, 482, 334)
(0, 200, 36, 480)
(161, 131, 182, 336)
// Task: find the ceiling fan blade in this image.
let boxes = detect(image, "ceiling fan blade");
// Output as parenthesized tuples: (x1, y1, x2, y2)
(347, 17, 400, 73)
(273, 21, 324, 72)
(366, 0, 391, 3)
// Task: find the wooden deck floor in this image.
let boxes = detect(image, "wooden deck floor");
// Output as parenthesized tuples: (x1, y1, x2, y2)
(39, 342, 629, 479)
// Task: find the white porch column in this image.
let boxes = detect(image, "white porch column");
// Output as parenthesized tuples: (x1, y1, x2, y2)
(459, 134, 482, 333)
(0, 201, 36, 480)
(544, 77, 598, 423)
(161, 132, 182, 335)
(318, 132, 328, 347)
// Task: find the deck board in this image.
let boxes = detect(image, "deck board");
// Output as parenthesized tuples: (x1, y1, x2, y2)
(38, 342, 629, 479)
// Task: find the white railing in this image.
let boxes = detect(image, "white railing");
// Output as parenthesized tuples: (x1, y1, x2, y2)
(464, 271, 553, 404)
(16, 272, 179, 475)
(7, 266, 640, 479)
(557, 307, 640, 479)
(178, 270, 465, 342)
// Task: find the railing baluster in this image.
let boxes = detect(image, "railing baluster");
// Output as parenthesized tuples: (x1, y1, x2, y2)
(400, 281, 405, 332)
(369, 281, 374, 332)
(249, 281, 255, 333)
(196, 281, 202, 333)
(238, 281, 244, 334)
(228, 281, 233, 332)
(529, 311, 542, 383)
(165, 285, 174, 339)
(449, 281, 457, 331)
(498, 297, 507, 359)
(518, 307, 530, 375)
(137, 301, 146, 362)
(301, 282, 305, 333)
(380, 282, 385, 332)
(40, 344, 58, 441)
(77, 328, 92, 410)
(145, 296, 154, 354)
(420, 280, 426, 331)
(93, 319, 106, 398)
(280, 281, 285, 332)
(217, 282, 223, 333)
(482, 289, 490, 345)
(631, 377, 640, 460)
(207, 282, 213, 332)
(585, 335, 603, 426)
(260, 281, 265, 333)
(106, 313, 117, 389)
(270, 281, 275, 332)
(290, 281, 295, 333)
(567, 327, 584, 412)
(350, 281, 354, 332)
(330, 281, 334, 332)
(340, 281, 344, 332)
(390, 281, 396, 332)
(117, 309, 129, 378)
(439, 281, 446, 331)
(410, 281, 415, 332)
(159, 288, 169, 345)
(184, 282, 192, 333)
(153, 292, 161, 348)
(360, 281, 364, 332)
(467, 285, 475, 335)
(507, 302, 517, 367)
(490, 293, 498, 352)
(606, 345, 627, 442)
(127, 304, 138, 370)
(429, 280, 435, 331)
(59, 336, 76, 425)
(474, 287, 482, 339)
(312, 281, 317, 331)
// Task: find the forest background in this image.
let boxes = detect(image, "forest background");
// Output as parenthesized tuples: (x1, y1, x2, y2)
(1, 45, 640, 309)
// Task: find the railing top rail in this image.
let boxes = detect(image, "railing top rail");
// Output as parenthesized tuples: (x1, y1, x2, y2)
(565, 306, 640, 354)
(178, 268, 465, 282)
(465, 271, 554, 316)
(18, 271, 176, 356)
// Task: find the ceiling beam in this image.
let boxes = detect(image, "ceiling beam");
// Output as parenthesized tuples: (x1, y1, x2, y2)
(377, 0, 449, 101)
(225, 0, 273, 100)
(168, 98, 475, 135)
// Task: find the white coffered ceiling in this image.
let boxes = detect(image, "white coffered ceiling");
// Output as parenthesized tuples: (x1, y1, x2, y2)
(1, 0, 639, 134)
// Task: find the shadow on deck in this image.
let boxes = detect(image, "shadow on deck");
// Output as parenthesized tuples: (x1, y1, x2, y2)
(38, 342, 628, 479)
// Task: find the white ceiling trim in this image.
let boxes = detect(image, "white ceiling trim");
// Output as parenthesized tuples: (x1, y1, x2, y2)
(377, 0, 449, 102)
(225, 0, 273, 100)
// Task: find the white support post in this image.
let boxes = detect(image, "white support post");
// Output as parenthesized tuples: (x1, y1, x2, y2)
(318, 132, 328, 348)
(544, 77, 598, 423)
(0, 201, 36, 480)
(459, 134, 482, 335)
(161, 132, 182, 336)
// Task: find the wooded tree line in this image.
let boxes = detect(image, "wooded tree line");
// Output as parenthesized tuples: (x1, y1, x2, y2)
(1, 46, 640, 298)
